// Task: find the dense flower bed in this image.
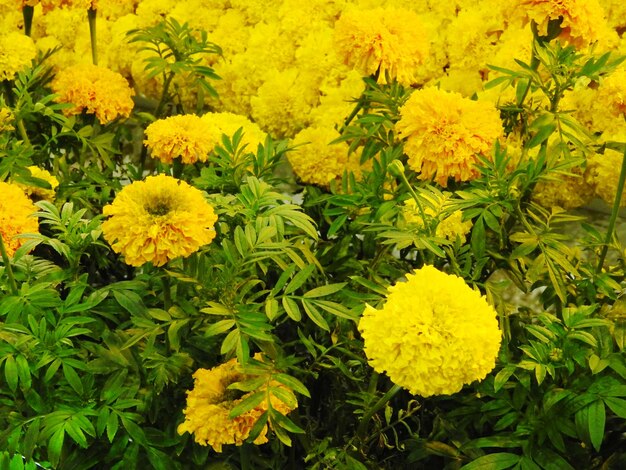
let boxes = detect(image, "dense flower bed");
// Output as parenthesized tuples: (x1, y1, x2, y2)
(1, 0, 626, 468)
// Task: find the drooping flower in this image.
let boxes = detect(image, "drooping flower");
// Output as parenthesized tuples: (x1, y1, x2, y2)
(0, 182, 39, 257)
(144, 114, 219, 165)
(359, 265, 502, 397)
(0, 32, 36, 81)
(334, 7, 429, 85)
(51, 64, 134, 124)
(396, 87, 503, 186)
(177, 358, 297, 452)
(102, 174, 218, 267)
(514, 0, 609, 48)
(18, 166, 59, 201)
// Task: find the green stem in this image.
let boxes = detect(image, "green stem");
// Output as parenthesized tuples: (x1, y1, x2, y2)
(0, 233, 19, 296)
(339, 95, 364, 134)
(356, 383, 402, 439)
(17, 119, 30, 146)
(87, 8, 98, 66)
(596, 146, 626, 273)
(155, 73, 174, 118)
(22, 6, 34, 37)
(239, 444, 251, 470)
(162, 276, 172, 310)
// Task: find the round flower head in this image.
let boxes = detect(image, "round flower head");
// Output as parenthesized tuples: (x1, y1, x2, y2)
(144, 114, 219, 165)
(21, 1, 91, 13)
(178, 358, 297, 452)
(52, 64, 134, 124)
(589, 148, 626, 207)
(0, 32, 36, 81)
(102, 174, 218, 267)
(288, 125, 351, 187)
(334, 7, 429, 86)
(359, 265, 502, 397)
(201, 112, 267, 153)
(514, 0, 608, 48)
(0, 182, 39, 257)
(396, 87, 503, 187)
(532, 166, 594, 209)
(18, 166, 59, 201)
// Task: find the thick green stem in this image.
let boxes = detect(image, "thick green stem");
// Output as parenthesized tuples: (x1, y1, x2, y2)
(356, 383, 402, 439)
(155, 73, 174, 118)
(22, 6, 34, 37)
(17, 119, 30, 146)
(88, 8, 98, 66)
(596, 146, 626, 273)
(0, 233, 19, 296)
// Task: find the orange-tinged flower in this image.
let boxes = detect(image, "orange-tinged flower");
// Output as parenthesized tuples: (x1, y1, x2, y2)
(396, 87, 503, 186)
(52, 64, 134, 124)
(102, 174, 217, 267)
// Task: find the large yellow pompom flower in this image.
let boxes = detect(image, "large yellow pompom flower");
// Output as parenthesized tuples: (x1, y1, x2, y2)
(178, 358, 297, 453)
(102, 174, 218, 267)
(396, 87, 503, 187)
(359, 265, 502, 397)
(0, 32, 37, 81)
(51, 64, 134, 124)
(334, 7, 429, 86)
(0, 182, 39, 258)
(144, 114, 219, 165)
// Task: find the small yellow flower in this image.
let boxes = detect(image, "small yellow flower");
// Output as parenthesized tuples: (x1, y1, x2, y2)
(18, 166, 59, 201)
(0, 182, 39, 257)
(359, 265, 502, 397)
(178, 358, 297, 452)
(52, 64, 134, 124)
(396, 87, 503, 186)
(0, 32, 36, 81)
(144, 114, 219, 165)
(102, 174, 218, 267)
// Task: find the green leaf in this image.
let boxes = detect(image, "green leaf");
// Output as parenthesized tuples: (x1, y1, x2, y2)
(205, 320, 235, 337)
(460, 452, 520, 470)
(4, 355, 18, 393)
(494, 366, 515, 392)
(282, 297, 302, 321)
(48, 428, 65, 468)
(303, 283, 347, 298)
(228, 392, 264, 419)
(587, 400, 605, 452)
(284, 264, 315, 295)
(63, 364, 83, 395)
(107, 412, 119, 442)
(272, 373, 310, 397)
(301, 299, 329, 331)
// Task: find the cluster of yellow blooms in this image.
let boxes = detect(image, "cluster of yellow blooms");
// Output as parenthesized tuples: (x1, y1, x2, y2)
(178, 357, 297, 452)
(18, 166, 59, 201)
(101, 174, 217, 267)
(359, 265, 502, 397)
(0, 181, 39, 257)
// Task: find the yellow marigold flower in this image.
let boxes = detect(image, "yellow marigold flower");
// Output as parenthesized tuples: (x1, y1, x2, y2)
(52, 64, 134, 124)
(18, 166, 59, 201)
(334, 7, 429, 85)
(201, 112, 267, 152)
(589, 148, 626, 207)
(21, 0, 91, 13)
(359, 265, 502, 397)
(532, 167, 595, 209)
(402, 194, 473, 244)
(0, 32, 36, 81)
(0, 107, 14, 133)
(515, 0, 609, 48)
(178, 358, 297, 452)
(396, 87, 503, 187)
(596, 67, 626, 118)
(102, 174, 218, 267)
(144, 114, 219, 165)
(0, 182, 39, 258)
(288, 126, 350, 187)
